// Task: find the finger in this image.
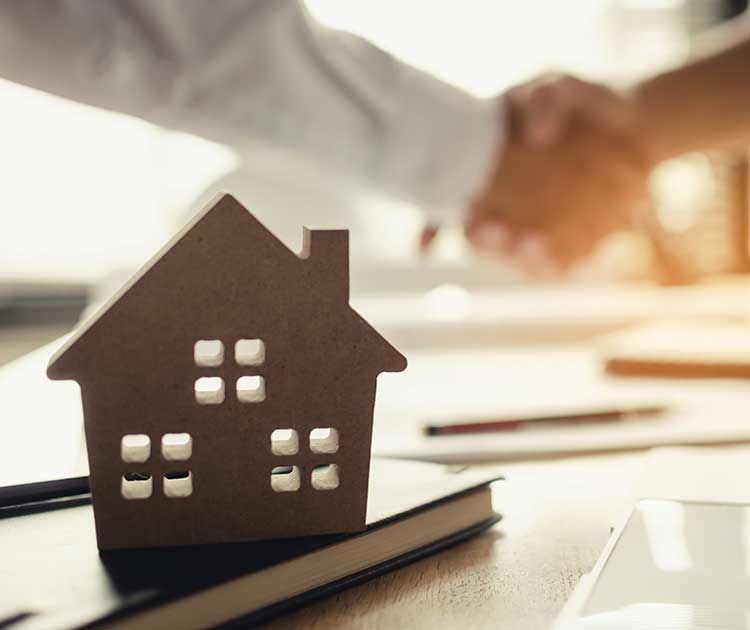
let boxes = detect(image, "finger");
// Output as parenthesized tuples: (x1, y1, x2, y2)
(509, 74, 634, 150)
(466, 196, 511, 234)
(514, 75, 617, 147)
(511, 234, 561, 278)
(545, 225, 596, 270)
(419, 225, 440, 254)
(555, 76, 633, 130)
(520, 77, 633, 149)
(512, 82, 571, 147)
(466, 221, 513, 257)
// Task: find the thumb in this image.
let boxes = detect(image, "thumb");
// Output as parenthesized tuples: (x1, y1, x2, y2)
(508, 81, 570, 147)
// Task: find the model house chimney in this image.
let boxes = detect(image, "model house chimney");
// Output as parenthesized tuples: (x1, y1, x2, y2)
(301, 228, 349, 301)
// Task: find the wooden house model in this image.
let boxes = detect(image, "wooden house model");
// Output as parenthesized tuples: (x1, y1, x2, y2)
(47, 194, 406, 550)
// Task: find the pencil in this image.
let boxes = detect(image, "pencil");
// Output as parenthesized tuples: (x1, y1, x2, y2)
(424, 405, 667, 436)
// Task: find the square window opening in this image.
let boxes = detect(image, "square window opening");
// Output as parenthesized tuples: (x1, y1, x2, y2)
(237, 375, 265, 403)
(194, 339, 224, 367)
(271, 465, 300, 492)
(162, 433, 193, 461)
(164, 470, 193, 498)
(195, 377, 225, 405)
(311, 464, 340, 491)
(310, 427, 339, 454)
(271, 429, 299, 455)
(121, 434, 150, 463)
(235, 339, 265, 366)
(121, 472, 152, 499)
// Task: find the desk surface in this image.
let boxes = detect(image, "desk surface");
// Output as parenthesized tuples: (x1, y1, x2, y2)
(0, 323, 69, 366)
(262, 453, 644, 630)
(0, 324, 737, 630)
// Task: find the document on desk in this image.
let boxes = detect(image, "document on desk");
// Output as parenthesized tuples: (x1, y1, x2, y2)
(372, 345, 750, 464)
(374, 403, 750, 463)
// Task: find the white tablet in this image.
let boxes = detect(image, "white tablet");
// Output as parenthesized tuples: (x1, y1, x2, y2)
(556, 447, 750, 630)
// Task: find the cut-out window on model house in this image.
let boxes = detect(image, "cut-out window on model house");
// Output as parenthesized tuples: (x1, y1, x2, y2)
(271, 429, 299, 455)
(237, 375, 265, 403)
(309, 428, 339, 454)
(235, 339, 265, 366)
(312, 464, 340, 490)
(271, 465, 300, 492)
(194, 339, 266, 404)
(121, 434, 150, 463)
(195, 376, 225, 405)
(194, 339, 224, 367)
(121, 472, 152, 499)
(162, 433, 192, 461)
(164, 471, 193, 498)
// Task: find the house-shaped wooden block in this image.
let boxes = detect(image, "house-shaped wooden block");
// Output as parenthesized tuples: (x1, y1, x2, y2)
(47, 194, 406, 550)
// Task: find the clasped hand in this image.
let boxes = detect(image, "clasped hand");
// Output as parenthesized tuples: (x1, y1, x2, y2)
(466, 75, 652, 274)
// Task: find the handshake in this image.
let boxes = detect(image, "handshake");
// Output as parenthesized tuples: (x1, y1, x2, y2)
(461, 75, 654, 276)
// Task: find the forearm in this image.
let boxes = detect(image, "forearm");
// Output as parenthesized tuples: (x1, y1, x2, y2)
(633, 14, 750, 164)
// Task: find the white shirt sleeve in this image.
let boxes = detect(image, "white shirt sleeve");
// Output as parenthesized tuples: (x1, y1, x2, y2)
(0, 0, 502, 220)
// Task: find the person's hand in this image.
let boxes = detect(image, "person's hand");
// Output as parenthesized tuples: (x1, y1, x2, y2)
(505, 73, 632, 148)
(465, 75, 650, 273)
(467, 119, 649, 272)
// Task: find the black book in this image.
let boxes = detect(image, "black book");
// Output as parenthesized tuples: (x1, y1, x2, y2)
(0, 460, 501, 629)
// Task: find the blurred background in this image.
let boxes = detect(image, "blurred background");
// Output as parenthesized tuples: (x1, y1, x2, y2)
(0, 0, 749, 488)
(0, 0, 748, 358)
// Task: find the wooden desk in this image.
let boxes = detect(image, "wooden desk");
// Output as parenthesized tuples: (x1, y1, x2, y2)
(263, 453, 644, 630)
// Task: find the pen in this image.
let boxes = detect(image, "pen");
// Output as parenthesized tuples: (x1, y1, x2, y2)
(0, 476, 90, 518)
(424, 405, 667, 436)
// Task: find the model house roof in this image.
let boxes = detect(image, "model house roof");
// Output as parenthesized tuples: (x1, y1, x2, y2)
(47, 193, 406, 380)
